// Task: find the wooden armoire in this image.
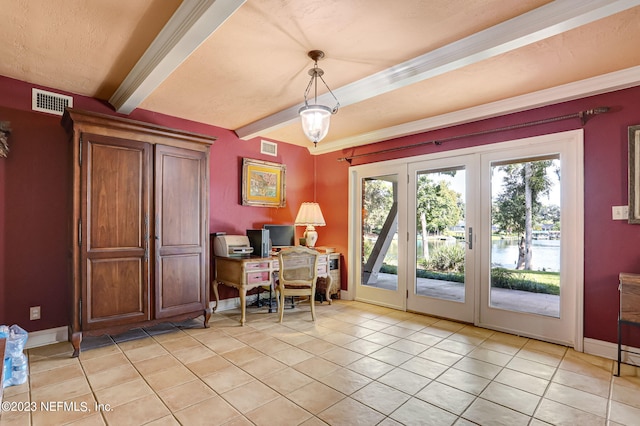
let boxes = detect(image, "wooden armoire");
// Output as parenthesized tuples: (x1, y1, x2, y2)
(62, 109, 216, 357)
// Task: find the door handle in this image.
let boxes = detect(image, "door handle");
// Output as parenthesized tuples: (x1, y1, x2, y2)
(467, 227, 473, 249)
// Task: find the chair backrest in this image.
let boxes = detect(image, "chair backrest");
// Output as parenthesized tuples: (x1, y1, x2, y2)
(278, 246, 320, 288)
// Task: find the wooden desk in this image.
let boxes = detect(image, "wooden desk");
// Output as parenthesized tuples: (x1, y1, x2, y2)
(213, 253, 337, 325)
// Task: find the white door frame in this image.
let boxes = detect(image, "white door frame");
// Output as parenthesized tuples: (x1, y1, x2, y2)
(347, 129, 584, 350)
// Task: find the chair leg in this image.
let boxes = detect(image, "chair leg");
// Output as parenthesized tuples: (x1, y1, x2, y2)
(310, 288, 316, 321)
(278, 290, 285, 323)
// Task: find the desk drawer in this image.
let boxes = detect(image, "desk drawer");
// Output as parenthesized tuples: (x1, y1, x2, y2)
(247, 271, 271, 284)
(245, 262, 270, 271)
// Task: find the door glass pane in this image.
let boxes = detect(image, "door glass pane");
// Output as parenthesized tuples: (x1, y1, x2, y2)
(490, 156, 561, 317)
(415, 167, 466, 302)
(362, 175, 398, 290)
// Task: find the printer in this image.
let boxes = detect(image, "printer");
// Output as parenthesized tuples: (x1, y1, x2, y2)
(213, 235, 254, 257)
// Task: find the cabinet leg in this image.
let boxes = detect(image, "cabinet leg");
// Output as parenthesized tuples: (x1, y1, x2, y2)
(212, 281, 220, 313)
(203, 306, 212, 328)
(70, 330, 82, 358)
(239, 289, 247, 325)
(617, 316, 622, 377)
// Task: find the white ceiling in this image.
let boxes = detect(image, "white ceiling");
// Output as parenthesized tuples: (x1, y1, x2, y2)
(2, 0, 640, 153)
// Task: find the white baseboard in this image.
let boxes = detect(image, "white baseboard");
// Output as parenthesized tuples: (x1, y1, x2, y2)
(583, 337, 640, 367)
(25, 326, 68, 349)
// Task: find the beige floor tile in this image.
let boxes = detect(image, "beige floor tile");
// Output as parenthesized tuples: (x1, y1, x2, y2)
(318, 367, 372, 395)
(94, 377, 154, 408)
(552, 367, 611, 398)
(202, 335, 247, 354)
(65, 412, 107, 425)
(493, 368, 549, 396)
(361, 331, 401, 346)
(174, 395, 241, 425)
(144, 364, 198, 392)
(247, 336, 294, 355)
(436, 368, 490, 395)
(293, 355, 341, 380)
(522, 339, 567, 357)
(612, 380, 640, 409)
(388, 338, 429, 355)
(31, 393, 98, 426)
(133, 353, 181, 375)
(480, 382, 540, 416)
(352, 381, 411, 415)
(467, 346, 513, 367)
(415, 381, 476, 415)
(505, 356, 556, 380)
(31, 376, 92, 404)
(201, 364, 254, 394)
(400, 356, 449, 379)
(534, 398, 605, 426)
(381, 325, 418, 339)
(157, 379, 217, 411)
(453, 356, 503, 380)
(341, 338, 385, 355)
(368, 347, 414, 366)
(435, 339, 477, 356)
(222, 346, 264, 366)
(221, 380, 280, 413)
(319, 331, 360, 346)
(390, 397, 458, 426)
(405, 330, 444, 347)
(319, 346, 363, 366)
(271, 346, 314, 365)
(262, 366, 315, 394)
(419, 347, 464, 366)
(186, 354, 233, 377)
(448, 331, 487, 347)
(544, 382, 608, 418)
(609, 400, 640, 425)
(245, 396, 312, 426)
(143, 415, 181, 425)
(296, 337, 338, 354)
(378, 367, 432, 394)
(30, 362, 85, 389)
(117, 336, 156, 352)
(121, 342, 168, 363)
(515, 347, 563, 367)
(80, 351, 130, 375)
(85, 363, 141, 391)
(360, 319, 395, 331)
(171, 344, 215, 364)
(347, 356, 396, 379)
(463, 398, 530, 426)
(286, 381, 346, 414)
(319, 397, 386, 426)
(29, 353, 79, 374)
(238, 354, 287, 379)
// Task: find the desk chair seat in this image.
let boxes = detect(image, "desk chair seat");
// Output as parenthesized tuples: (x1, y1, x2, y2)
(275, 247, 319, 323)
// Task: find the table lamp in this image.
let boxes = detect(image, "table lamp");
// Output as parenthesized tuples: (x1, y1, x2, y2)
(294, 202, 326, 248)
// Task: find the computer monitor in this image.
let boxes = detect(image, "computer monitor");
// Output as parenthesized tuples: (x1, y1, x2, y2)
(263, 224, 295, 248)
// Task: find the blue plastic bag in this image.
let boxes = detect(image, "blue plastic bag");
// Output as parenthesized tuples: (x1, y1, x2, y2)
(2, 325, 28, 387)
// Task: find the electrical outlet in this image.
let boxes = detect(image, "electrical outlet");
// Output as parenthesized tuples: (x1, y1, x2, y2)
(30, 306, 41, 320)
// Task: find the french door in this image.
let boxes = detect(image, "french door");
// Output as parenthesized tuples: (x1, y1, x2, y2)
(349, 130, 583, 347)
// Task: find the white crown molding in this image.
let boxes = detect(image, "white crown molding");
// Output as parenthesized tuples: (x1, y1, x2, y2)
(311, 66, 640, 155)
(109, 0, 246, 114)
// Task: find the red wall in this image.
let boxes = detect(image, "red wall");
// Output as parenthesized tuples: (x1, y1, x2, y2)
(2, 72, 640, 346)
(0, 76, 314, 327)
(317, 86, 640, 345)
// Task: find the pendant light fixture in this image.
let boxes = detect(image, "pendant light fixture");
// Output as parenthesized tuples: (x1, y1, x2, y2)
(299, 50, 340, 147)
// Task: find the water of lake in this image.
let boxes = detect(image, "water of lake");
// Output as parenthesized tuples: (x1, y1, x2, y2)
(491, 239, 560, 272)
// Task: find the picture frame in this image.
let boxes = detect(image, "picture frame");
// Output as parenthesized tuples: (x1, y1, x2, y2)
(629, 125, 640, 224)
(241, 158, 286, 207)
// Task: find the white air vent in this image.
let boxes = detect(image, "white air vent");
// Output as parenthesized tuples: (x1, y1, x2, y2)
(32, 88, 73, 115)
(261, 140, 277, 156)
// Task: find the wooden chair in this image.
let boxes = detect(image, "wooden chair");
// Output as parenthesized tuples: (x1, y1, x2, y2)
(276, 246, 320, 322)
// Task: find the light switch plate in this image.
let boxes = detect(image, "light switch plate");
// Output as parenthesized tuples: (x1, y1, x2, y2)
(612, 205, 629, 220)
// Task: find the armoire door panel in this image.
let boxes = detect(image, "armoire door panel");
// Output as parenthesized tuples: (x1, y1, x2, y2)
(86, 258, 146, 326)
(159, 154, 201, 247)
(155, 145, 208, 318)
(157, 254, 203, 312)
(88, 142, 145, 250)
(82, 134, 151, 329)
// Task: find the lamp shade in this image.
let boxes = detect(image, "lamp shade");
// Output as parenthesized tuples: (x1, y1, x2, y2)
(294, 202, 326, 226)
(299, 105, 332, 145)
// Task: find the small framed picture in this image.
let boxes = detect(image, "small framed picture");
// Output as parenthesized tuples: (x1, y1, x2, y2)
(241, 158, 286, 207)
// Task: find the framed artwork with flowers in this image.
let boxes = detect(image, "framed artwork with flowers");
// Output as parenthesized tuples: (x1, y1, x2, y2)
(241, 158, 286, 207)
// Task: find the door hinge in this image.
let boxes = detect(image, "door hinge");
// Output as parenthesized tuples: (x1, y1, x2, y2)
(78, 136, 82, 167)
(79, 299, 82, 328)
(78, 219, 82, 247)
(406, 289, 409, 299)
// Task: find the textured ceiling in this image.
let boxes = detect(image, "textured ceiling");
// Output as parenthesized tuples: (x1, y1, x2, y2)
(1, 0, 640, 153)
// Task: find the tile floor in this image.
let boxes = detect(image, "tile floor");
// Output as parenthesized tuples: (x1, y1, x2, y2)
(1, 300, 640, 425)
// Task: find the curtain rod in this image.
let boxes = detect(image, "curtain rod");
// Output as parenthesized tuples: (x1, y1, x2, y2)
(338, 107, 610, 163)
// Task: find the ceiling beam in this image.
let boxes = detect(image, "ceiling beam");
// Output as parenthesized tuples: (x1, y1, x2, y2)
(235, 0, 640, 140)
(110, 0, 246, 114)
